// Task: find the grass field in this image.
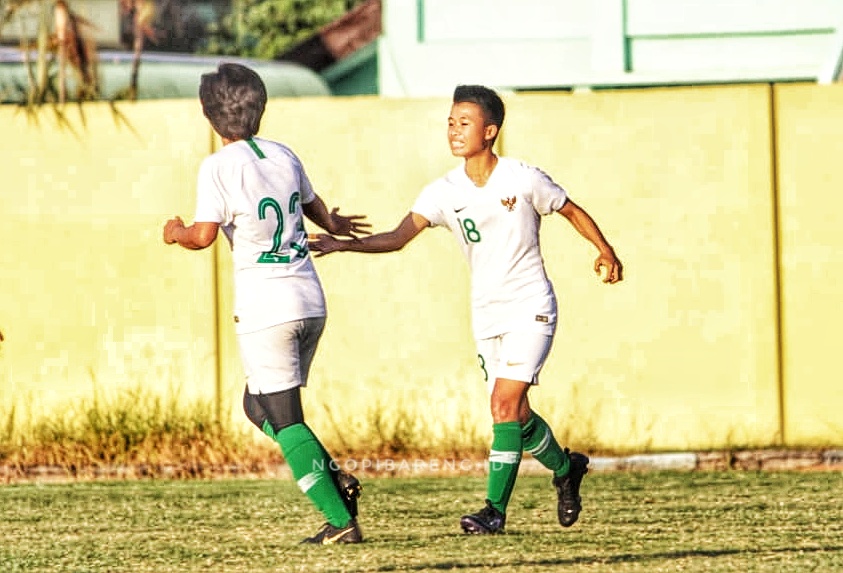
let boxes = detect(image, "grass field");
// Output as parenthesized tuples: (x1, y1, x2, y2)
(1, 470, 841, 572)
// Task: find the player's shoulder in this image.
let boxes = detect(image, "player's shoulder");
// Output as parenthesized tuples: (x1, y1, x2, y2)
(500, 157, 559, 184)
(497, 156, 541, 174)
(200, 145, 231, 174)
(492, 156, 546, 186)
(422, 164, 462, 194)
(252, 137, 300, 161)
(440, 163, 464, 184)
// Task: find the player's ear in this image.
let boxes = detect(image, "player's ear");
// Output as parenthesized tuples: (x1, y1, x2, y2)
(484, 124, 498, 143)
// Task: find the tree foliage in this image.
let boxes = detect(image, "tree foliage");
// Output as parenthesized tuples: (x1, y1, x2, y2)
(204, 0, 367, 59)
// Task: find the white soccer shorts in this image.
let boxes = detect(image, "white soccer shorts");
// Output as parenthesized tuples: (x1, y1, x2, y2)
(476, 331, 554, 393)
(237, 317, 326, 394)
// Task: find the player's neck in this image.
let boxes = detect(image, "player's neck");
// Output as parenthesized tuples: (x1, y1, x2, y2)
(464, 152, 498, 187)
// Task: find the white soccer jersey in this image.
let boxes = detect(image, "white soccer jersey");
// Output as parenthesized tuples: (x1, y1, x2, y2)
(411, 157, 568, 339)
(193, 137, 326, 334)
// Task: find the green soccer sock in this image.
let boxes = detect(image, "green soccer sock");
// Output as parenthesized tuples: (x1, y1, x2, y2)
(486, 421, 523, 514)
(522, 412, 570, 478)
(264, 422, 351, 528)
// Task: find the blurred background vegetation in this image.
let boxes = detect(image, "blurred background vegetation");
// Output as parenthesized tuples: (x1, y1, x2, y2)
(0, 0, 369, 104)
(203, 0, 368, 58)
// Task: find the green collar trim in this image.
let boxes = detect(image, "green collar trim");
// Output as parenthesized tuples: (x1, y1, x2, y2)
(246, 137, 266, 159)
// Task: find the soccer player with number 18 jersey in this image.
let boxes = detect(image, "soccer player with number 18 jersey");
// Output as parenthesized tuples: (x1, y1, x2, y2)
(310, 84, 623, 534)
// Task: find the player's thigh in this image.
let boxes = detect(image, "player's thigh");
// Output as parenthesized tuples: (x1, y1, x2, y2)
(237, 317, 326, 394)
(477, 331, 553, 389)
(297, 316, 325, 385)
(476, 335, 503, 394)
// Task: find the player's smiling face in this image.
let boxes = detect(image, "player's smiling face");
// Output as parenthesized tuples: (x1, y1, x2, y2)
(448, 102, 496, 158)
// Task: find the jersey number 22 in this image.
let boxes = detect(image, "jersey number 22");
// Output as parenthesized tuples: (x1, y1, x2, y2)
(256, 194, 307, 263)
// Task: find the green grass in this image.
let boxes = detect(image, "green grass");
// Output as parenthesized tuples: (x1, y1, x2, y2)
(1, 471, 841, 572)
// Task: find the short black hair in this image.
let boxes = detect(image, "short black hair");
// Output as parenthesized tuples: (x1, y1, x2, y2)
(453, 84, 505, 131)
(199, 63, 267, 140)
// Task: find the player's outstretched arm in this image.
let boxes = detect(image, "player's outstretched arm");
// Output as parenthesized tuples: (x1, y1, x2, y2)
(557, 200, 623, 284)
(309, 212, 429, 257)
(163, 216, 219, 250)
(302, 195, 371, 238)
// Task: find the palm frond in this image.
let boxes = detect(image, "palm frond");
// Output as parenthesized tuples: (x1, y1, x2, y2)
(54, 0, 99, 103)
(118, 0, 157, 100)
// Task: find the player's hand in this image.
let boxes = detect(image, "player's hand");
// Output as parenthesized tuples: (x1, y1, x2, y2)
(595, 251, 623, 284)
(163, 216, 185, 245)
(328, 207, 371, 238)
(308, 233, 346, 257)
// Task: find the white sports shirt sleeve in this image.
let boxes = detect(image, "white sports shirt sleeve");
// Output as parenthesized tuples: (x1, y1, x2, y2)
(193, 137, 326, 334)
(411, 157, 568, 339)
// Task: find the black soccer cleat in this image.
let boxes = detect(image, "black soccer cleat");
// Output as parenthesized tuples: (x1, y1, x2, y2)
(553, 449, 589, 527)
(301, 519, 363, 545)
(334, 470, 362, 519)
(460, 500, 506, 534)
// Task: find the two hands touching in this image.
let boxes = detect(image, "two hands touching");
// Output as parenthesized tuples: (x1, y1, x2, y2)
(307, 203, 372, 257)
(308, 207, 370, 256)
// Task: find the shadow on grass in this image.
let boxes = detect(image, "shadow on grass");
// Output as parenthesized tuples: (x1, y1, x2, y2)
(368, 544, 843, 571)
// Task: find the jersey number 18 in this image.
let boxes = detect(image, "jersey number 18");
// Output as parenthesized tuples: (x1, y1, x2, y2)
(458, 217, 482, 244)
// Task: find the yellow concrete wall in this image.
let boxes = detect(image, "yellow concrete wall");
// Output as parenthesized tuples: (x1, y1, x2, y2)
(0, 101, 216, 416)
(774, 83, 843, 446)
(2, 84, 840, 452)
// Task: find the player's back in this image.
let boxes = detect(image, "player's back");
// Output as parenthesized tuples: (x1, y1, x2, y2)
(208, 137, 316, 275)
(198, 137, 325, 333)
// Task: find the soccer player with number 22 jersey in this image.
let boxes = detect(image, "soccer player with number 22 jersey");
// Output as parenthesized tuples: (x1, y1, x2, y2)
(163, 63, 371, 545)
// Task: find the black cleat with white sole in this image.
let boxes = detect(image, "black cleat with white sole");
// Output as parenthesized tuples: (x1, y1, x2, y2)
(301, 519, 363, 545)
(460, 500, 506, 534)
(553, 449, 589, 527)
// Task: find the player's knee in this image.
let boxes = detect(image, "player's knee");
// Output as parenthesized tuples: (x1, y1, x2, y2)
(242, 388, 267, 430)
(255, 386, 305, 434)
(490, 395, 521, 423)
